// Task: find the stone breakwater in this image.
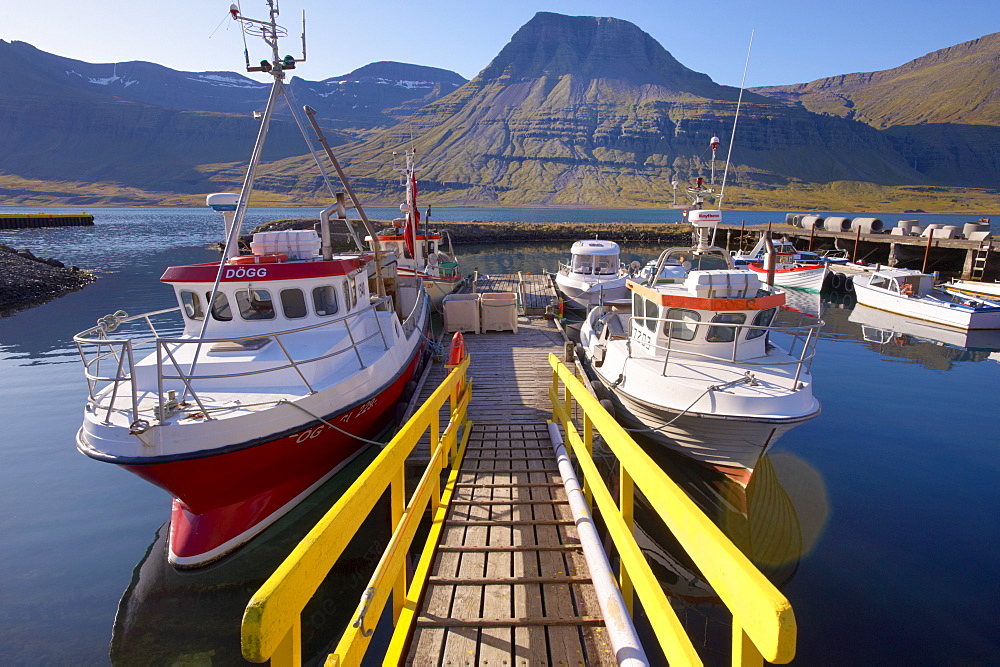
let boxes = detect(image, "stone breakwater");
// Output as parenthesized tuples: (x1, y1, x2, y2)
(249, 218, 694, 248)
(0, 244, 94, 317)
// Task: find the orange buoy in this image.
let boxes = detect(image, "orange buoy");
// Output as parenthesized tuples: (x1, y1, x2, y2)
(229, 253, 287, 265)
(447, 332, 466, 365)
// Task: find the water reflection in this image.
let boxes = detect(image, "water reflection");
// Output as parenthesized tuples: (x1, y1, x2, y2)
(848, 304, 1000, 369)
(625, 442, 828, 663)
(110, 449, 388, 665)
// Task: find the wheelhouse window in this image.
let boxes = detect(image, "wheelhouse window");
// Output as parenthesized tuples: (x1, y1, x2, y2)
(664, 308, 700, 341)
(632, 293, 645, 328)
(180, 290, 204, 321)
(870, 275, 890, 289)
(747, 308, 777, 340)
(644, 298, 659, 332)
(280, 288, 307, 319)
(350, 275, 358, 308)
(313, 285, 339, 317)
(236, 289, 275, 321)
(707, 313, 746, 342)
(206, 291, 232, 322)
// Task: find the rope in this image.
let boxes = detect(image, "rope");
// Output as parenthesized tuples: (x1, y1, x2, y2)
(620, 374, 755, 435)
(279, 400, 389, 446)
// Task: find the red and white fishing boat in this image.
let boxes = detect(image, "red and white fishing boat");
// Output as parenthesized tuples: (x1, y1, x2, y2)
(72, 2, 430, 567)
(367, 150, 463, 309)
(746, 259, 828, 293)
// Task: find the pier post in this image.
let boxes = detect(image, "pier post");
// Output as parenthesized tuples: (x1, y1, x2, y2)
(922, 229, 935, 274)
(888, 242, 901, 268)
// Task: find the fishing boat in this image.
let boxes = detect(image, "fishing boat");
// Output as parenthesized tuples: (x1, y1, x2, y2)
(367, 149, 463, 309)
(580, 170, 822, 484)
(71, 2, 430, 568)
(554, 239, 632, 309)
(731, 237, 824, 267)
(745, 259, 828, 293)
(853, 267, 1000, 330)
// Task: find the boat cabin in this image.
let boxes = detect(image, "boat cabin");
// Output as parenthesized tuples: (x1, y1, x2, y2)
(368, 228, 458, 279)
(867, 268, 934, 298)
(566, 240, 622, 275)
(621, 271, 784, 361)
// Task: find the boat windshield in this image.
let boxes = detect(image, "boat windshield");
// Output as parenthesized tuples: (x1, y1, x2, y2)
(572, 253, 619, 275)
(662, 249, 731, 271)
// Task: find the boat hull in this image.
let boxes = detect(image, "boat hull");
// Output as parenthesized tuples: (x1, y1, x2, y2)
(747, 263, 828, 293)
(595, 376, 817, 484)
(555, 273, 629, 309)
(79, 344, 424, 567)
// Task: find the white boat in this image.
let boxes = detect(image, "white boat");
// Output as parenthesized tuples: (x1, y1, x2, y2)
(853, 267, 1000, 331)
(367, 150, 463, 310)
(71, 2, 431, 568)
(580, 261, 822, 485)
(746, 259, 829, 293)
(554, 239, 631, 309)
(939, 279, 1000, 303)
(732, 237, 824, 267)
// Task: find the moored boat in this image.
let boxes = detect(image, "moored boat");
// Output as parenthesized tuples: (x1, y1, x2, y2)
(746, 259, 829, 293)
(554, 239, 632, 309)
(939, 278, 1000, 303)
(367, 150, 463, 310)
(853, 267, 1000, 331)
(72, 2, 431, 567)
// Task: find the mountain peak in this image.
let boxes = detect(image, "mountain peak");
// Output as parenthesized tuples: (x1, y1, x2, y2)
(475, 12, 732, 100)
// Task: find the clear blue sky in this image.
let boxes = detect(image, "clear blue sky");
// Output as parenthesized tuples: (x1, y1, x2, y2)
(4, 0, 998, 87)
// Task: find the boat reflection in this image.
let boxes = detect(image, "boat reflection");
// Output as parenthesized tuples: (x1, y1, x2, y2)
(111, 449, 388, 664)
(849, 304, 1000, 369)
(626, 441, 828, 660)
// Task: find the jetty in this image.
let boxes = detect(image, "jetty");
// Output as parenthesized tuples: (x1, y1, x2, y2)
(237, 276, 798, 666)
(0, 213, 94, 229)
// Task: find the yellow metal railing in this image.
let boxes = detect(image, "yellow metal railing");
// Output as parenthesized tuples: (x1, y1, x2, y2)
(240, 352, 472, 665)
(547, 353, 796, 666)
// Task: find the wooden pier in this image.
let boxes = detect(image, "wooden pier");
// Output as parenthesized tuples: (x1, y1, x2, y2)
(456, 272, 559, 316)
(405, 317, 615, 664)
(0, 213, 94, 229)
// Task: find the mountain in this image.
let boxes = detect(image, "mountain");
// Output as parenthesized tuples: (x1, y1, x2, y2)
(750, 33, 1000, 189)
(1, 19, 998, 208)
(0, 40, 466, 201)
(290, 12, 926, 205)
(750, 33, 1000, 128)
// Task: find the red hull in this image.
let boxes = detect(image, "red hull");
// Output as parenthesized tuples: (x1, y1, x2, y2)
(123, 352, 422, 566)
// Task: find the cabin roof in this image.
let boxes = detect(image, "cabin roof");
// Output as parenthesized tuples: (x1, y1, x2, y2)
(571, 240, 620, 255)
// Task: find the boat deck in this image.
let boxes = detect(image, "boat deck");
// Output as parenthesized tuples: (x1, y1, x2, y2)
(405, 318, 615, 665)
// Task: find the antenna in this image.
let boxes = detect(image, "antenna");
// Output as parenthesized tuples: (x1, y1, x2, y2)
(718, 29, 754, 208)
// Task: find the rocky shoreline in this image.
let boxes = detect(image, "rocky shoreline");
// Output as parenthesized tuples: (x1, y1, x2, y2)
(0, 244, 94, 317)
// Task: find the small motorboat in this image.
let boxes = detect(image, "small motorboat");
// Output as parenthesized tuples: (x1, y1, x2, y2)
(367, 149, 463, 310)
(939, 278, 1000, 303)
(853, 267, 1000, 330)
(554, 239, 632, 309)
(72, 3, 431, 567)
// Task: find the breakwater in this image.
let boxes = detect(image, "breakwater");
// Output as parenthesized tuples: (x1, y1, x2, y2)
(0, 213, 94, 229)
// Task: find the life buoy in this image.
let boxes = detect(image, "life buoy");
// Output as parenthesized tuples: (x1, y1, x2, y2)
(900, 283, 914, 296)
(447, 332, 466, 365)
(230, 253, 287, 265)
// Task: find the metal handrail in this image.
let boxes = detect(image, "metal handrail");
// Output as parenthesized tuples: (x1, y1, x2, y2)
(75, 296, 404, 425)
(548, 354, 796, 665)
(241, 353, 472, 665)
(618, 314, 822, 390)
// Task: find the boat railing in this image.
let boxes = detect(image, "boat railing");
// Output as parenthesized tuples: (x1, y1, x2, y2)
(75, 297, 398, 426)
(629, 316, 822, 390)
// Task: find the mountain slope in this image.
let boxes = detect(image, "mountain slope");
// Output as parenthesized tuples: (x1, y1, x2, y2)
(750, 32, 1000, 128)
(274, 12, 923, 206)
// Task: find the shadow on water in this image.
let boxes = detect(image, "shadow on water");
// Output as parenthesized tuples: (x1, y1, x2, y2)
(110, 447, 390, 665)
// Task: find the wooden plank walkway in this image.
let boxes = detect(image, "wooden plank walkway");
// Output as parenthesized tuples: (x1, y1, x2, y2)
(456, 273, 558, 315)
(406, 423, 615, 666)
(404, 317, 615, 665)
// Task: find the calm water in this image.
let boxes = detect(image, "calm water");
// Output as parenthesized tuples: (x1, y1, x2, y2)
(1, 207, 998, 664)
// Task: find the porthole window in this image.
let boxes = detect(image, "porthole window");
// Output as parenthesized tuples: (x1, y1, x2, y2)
(665, 308, 700, 341)
(313, 285, 339, 317)
(207, 291, 232, 322)
(180, 290, 204, 321)
(236, 289, 275, 321)
(707, 313, 746, 342)
(280, 288, 307, 319)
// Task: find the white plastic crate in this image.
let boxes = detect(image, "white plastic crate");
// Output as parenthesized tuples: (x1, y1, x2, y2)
(480, 292, 518, 333)
(443, 293, 481, 334)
